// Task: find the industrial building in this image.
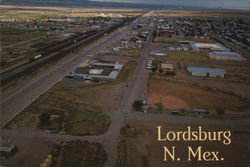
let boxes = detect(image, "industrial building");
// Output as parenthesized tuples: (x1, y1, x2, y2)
(208, 51, 244, 61)
(187, 67, 226, 78)
(150, 50, 167, 56)
(190, 42, 227, 52)
(69, 61, 123, 80)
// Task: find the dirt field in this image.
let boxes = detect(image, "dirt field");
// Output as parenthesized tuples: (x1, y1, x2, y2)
(2, 131, 54, 167)
(121, 120, 250, 167)
(6, 81, 113, 135)
(148, 79, 250, 112)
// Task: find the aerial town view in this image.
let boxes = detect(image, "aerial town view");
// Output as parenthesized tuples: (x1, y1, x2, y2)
(0, 0, 250, 167)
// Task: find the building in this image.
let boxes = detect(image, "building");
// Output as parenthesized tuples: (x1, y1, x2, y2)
(161, 63, 175, 75)
(187, 67, 226, 78)
(150, 50, 167, 56)
(0, 139, 15, 153)
(190, 42, 227, 52)
(209, 51, 243, 61)
(69, 61, 123, 80)
(89, 69, 104, 75)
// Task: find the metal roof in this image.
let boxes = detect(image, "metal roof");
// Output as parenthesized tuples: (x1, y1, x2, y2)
(187, 67, 226, 74)
(210, 51, 241, 57)
(161, 63, 173, 69)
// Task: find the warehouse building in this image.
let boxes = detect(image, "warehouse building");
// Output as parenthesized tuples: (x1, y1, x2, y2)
(208, 51, 243, 61)
(69, 61, 123, 80)
(187, 67, 226, 78)
(150, 50, 167, 56)
(190, 42, 227, 52)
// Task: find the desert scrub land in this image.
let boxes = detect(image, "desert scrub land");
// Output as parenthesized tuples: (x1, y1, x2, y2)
(6, 81, 113, 135)
(6, 83, 111, 135)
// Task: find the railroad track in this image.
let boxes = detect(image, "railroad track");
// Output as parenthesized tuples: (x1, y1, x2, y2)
(0, 18, 133, 86)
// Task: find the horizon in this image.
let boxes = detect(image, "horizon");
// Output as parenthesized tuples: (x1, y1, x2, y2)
(90, 0, 249, 9)
(2, 0, 250, 10)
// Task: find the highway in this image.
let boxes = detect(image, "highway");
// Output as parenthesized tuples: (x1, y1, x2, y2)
(0, 25, 130, 127)
(1, 13, 154, 167)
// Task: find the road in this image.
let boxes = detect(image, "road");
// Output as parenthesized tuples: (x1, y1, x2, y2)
(2, 23, 153, 167)
(2, 13, 250, 167)
(1, 13, 153, 167)
(0, 25, 130, 127)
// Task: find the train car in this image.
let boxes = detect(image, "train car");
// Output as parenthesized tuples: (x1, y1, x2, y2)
(29, 54, 43, 62)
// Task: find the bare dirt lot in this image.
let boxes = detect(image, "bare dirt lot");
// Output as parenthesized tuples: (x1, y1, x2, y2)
(148, 79, 250, 112)
(121, 120, 250, 167)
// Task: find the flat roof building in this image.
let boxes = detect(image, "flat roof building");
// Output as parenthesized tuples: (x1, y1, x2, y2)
(161, 63, 174, 70)
(190, 42, 227, 52)
(150, 50, 167, 56)
(89, 69, 104, 75)
(209, 51, 243, 61)
(187, 67, 226, 78)
(161, 63, 175, 75)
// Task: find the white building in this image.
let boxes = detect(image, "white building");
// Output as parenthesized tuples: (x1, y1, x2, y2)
(209, 51, 243, 61)
(190, 42, 227, 52)
(187, 67, 226, 78)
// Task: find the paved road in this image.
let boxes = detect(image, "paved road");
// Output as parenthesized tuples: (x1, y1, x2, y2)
(2, 18, 153, 167)
(0, 25, 129, 127)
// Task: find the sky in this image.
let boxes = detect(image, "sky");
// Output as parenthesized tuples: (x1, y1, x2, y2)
(89, 0, 249, 9)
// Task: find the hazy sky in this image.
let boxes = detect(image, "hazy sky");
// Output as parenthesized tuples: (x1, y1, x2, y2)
(90, 0, 249, 9)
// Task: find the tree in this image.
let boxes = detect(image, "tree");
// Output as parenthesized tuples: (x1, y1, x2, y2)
(133, 100, 143, 111)
(39, 113, 50, 126)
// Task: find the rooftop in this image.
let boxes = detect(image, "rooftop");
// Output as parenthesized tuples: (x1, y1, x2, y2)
(210, 51, 241, 57)
(161, 63, 173, 69)
(187, 67, 226, 74)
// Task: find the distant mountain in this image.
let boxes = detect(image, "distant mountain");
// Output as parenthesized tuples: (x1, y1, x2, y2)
(1, 0, 168, 9)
